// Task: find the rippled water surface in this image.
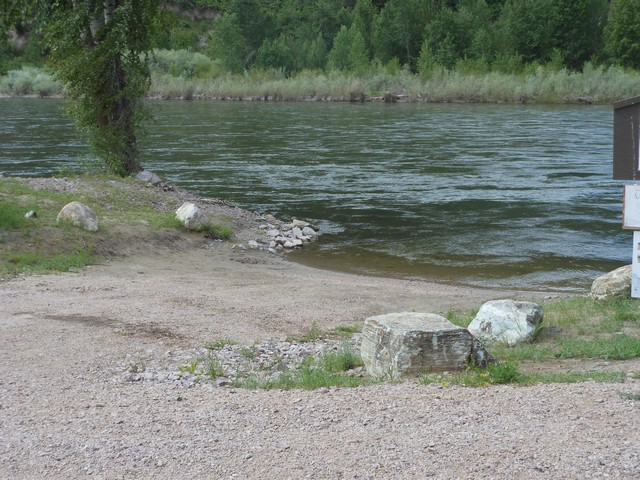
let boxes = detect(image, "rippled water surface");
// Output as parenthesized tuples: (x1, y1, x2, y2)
(0, 98, 630, 291)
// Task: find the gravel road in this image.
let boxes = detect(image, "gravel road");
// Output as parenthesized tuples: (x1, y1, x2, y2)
(2, 229, 640, 478)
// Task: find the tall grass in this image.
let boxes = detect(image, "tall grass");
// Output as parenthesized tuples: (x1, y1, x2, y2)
(6, 51, 638, 103)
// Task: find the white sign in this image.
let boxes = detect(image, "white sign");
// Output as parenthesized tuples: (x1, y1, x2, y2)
(634, 231, 640, 298)
(623, 184, 640, 229)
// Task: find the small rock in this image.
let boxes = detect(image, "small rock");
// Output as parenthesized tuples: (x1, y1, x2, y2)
(292, 227, 304, 239)
(248, 240, 260, 249)
(136, 170, 162, 185)
(24, 210, 37, 218)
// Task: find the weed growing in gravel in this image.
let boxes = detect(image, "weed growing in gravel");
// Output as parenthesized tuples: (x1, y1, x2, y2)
(178, 360, 199, 376)
(330, 324, 362, 338)
(300, 321, 323, 342)
(204, 338, 237, 350)
(236, 343, 367, 390)
(320, 342, 365, 372)
(204, 355, 225, 380)
(128, 357, 146, 373)
(239, 347, 256, 360)
(287, 321, 325, 343)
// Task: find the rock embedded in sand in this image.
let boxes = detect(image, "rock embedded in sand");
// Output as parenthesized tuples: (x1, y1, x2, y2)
(56, 201, 98, 232)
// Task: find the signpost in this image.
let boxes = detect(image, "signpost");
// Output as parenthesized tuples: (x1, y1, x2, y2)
(615, 95, 640, 298)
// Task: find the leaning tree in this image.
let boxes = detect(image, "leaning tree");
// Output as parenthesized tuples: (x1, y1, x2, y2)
(2, 1, 161, 176)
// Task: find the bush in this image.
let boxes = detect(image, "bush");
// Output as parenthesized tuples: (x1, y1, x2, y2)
(0, 66, 63, 96)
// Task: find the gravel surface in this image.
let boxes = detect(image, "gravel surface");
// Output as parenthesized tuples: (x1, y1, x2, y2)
(2, 177, 640, 478)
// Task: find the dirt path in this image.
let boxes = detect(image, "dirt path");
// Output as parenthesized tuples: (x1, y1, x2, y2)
(2, 241, 640, 478)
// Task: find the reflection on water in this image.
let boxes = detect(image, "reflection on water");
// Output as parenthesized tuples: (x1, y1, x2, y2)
(0, 98, 629, 291)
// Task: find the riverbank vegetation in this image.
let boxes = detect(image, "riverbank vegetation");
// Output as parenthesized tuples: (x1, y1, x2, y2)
(2, 0, 640, 105)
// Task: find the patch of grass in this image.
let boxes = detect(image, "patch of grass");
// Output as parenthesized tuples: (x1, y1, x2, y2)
(204, 355, 225, 380)
(239, 347, 256, 360)
(204, 338, 237, 350)
(420, 361, 626, 387)
(555, 335, 640, 361)
(444, 308, 477, 328)
(543, 296, 640, 335)
(127, 357, 146, 374)
(235, 344, 367, 390)
(329, 324, 362, 338)
(1, 250, 95, 278)
(493, 335, 640, 362)
(0, 199, 29, 229)
(289, 321, 324, 343)
(319, 342, 364, 372)
(205, 223, 233, 240)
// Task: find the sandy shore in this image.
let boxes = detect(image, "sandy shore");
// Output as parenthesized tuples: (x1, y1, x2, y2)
(1, 239, 640, 478)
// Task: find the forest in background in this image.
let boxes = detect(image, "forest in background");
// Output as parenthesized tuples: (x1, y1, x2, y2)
(2, 0, 640, 103)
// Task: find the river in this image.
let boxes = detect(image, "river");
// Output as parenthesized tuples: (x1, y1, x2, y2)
(0, 98, 629, 291)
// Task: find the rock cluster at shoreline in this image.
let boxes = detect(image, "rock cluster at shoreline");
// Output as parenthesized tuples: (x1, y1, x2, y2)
(249, 215, 319, 253)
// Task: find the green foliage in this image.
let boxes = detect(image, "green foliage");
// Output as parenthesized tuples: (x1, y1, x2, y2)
(498, 0, 553, 63)
(0, 199, 28, 229)
(605, 0, 640, 69)
(208, 12, 247, 73)
(150, 48, 221, 79)
(35, 1, 161, 176)
(373, 0, 427, 70)
(327, 24, 369, 74)
(549, 0, 607, 70)
(255, 35, 297, 74)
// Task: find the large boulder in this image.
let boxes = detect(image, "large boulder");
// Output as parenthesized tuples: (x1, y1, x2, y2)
(468, 300, 543, 347)
(56, 201, 98, 232)
(360, 312, 485, 379)
(590, 265, 631, 300)
(175, 202, 208, 231)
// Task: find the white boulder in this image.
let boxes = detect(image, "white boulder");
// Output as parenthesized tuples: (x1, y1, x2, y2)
(590, 265, 631, 300)
(175, 202, 208, 230)
(56, 201, 98, 232)
(468, 300, 543, 347)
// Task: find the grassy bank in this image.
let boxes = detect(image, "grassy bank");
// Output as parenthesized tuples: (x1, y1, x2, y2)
(2, 51, 640, 103)
(0, 175, 232, 279)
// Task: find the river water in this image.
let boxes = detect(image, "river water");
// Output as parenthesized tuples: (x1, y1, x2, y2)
(0, 98, 630, 292)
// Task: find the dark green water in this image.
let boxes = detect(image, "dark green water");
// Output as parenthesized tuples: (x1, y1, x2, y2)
(0, 98, 629, 291)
